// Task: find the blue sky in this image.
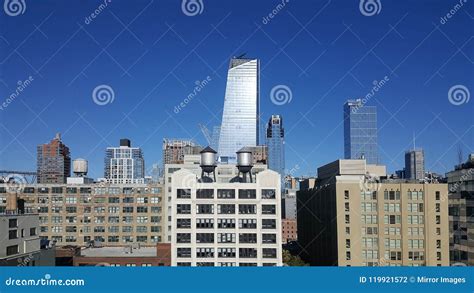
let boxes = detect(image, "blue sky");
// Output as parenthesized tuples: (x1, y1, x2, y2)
(0, 0, 473, 179)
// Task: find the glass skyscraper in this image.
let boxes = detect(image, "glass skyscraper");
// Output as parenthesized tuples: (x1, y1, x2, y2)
(266, 115, 285, 177)
(343, 99, 378, 164)
(104, 139, 145, 184)
(217, 57, 259, 162)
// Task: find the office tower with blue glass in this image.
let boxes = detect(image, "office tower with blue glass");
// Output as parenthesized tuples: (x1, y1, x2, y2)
(343, 99, 378, 164)
(218, 57, 260, 162)
(104, 138, 145, 184)
(266, 115, 285, 178)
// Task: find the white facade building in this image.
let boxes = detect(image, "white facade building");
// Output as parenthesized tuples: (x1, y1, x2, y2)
(170, 167, 282, 266)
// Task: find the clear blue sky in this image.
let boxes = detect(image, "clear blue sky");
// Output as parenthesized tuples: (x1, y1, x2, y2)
(0, 0, 473, 179)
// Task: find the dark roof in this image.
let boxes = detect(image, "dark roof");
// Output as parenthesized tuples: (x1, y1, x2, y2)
(200, 146, 217, 153)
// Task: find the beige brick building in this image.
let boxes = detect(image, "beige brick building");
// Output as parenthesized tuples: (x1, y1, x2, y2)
(298, 159, 449, 266)
(0, 183, 165, 247)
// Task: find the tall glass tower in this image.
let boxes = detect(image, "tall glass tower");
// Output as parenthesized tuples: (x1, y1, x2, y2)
(218, 57, 259, 162)
(343, 99, 378, 164)
(266, 115, 285, 176)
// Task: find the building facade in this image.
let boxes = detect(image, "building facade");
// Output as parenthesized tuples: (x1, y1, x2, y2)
(298, 159, 449, 266)
(170, 167, 282, 266)
(163, 155, 268, 242)
(37, 133, 71, 184)
(405, 149, 425, 181)
(447, 154, 474, 266)
(162, 139, 202, 166)
(343, 99, 378, 164)
(104, 139, 145, 184)
(266, 115, 285, 178)
(0, 183, 165, 247)
(218, 57, 260, 162)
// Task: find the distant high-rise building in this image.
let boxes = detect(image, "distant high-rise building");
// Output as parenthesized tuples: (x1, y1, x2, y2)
(343, 99, 378, 164)
(37, 133, 71, 184)
(266, 115, 285, 177)
(218, 57, 260, 162)
(104, 139, 145, 184)
(162, 139, 201, 167)
(405, 149, 425, 180)
(211, 126, 220, 151)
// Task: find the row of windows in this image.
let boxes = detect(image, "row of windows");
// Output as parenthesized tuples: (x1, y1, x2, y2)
(42, 225, 161, 233)
(39, 215, 162, 223)
(35, 206, 162, 214)
(177, 204, 276, 215)
(345, 190, 442, 202)
(0, 187, 162, 195)
(32, 196, 162, 204)
(47, 235, 161, 243)
(177, 189, 276, 199)
(176, 248, 277, 258)
(176, 218, 276, 229)
(176, 233, 277, 244)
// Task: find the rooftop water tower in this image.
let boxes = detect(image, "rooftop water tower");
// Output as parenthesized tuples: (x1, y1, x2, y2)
(200, 146, 217, 182)
(73, 158, 88, 177)
(236, 147, 253, 183)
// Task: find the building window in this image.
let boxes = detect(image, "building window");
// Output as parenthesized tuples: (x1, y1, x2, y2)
(261, 189, 276, 199)
(9, 230, 17, 240)
(177, 262, 191, 266)
(196, 248, 214, 258)
(196, 218, 214, 229)
(239, 233, 257, 243)
(196, 189, 214, 199)
(217, 189, 235, 199)
(9, 219, 17, 228)
(177, 233, 191, 243)
(239, 248, 257, 258)
(344, 190, 349, 200)
(435, 191, 440, 201)
(262, 234, 276, 244)
(217, 204, 235, 214)
(6, 245, 19, 256)
(262, 248, 277, 258)
(239, 219, 257, 229)
(177, 189, 191, 199)
(218, 218, 235, 229)
(239, 189, 256, 199)
(196, 233, 214, 243)
(177, 204, 191, 214)
(177, 219, 191, 229)
(262, 205, 276, 214)
(196, 204, 214, 214)
(217, 233, 235, 243)
(218, 248, 236, 258)
(177, 248, 191, 258)
(238, 204, 256, 214)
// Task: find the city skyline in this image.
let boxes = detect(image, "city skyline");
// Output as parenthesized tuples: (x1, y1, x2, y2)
(0, 0, 472, 180)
